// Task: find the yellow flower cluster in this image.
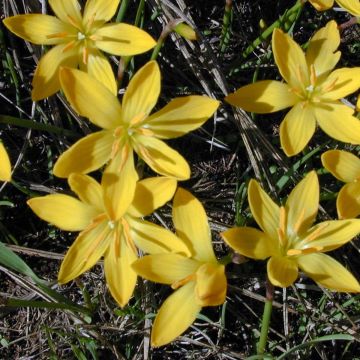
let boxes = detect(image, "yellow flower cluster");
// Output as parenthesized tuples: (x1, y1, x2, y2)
(2, 0, 360, 349)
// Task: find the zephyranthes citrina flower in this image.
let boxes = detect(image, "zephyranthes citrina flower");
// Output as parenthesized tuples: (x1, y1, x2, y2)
(132, 188, 227, 347)
(53, 61, 219, 186)
(322, 150, 360, 219)
(0, 142, 11, 181)
(3, 0, 156, 100)
(221, 171, 360, 292)
(225, 21, 360, 156)
(309, 0, 360, 16)
(28, 173, 189, 307)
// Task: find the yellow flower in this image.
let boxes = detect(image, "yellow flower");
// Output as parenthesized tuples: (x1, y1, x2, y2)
(0, 142, 11, 181)
(221, 171, 360, 292)
(322, 149, 360, 219)
(27, 174, 189, 307)
(132, 188, 227, 347)
(3, 0, 156, 100)
(309, 0, 360, 16)
(225, 21, 360, 156)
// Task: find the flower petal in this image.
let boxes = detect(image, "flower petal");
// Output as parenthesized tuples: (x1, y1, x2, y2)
(272, 28, 309, 90)
(151, 282, 201, 347)
(248, 179, 280, 242)
(102, 147, 138, 221)
(104, 232, 138, 307)
(83, 0, 121, 23)
(128, 218, 191, 256)
(300, 219, 360, 252)
(267, 256, 298, 288)
(86, 50, 117, 95)
(132, 254, 200, 284)
(336, 0, 360, 16)
(3, 14, 74, 45)
(286, 171, 319, 236)
(195, 263, 226, 306)
(147, 96, 220, 138)
(94, 23, 156, 56)
(337, 182, 360, 219)
(48, 0, 82, 27)
(173, 188, 216, 262)
(321, 150, 360, 183)
(0, 142, 11, 181)
(308, 0, 334, 10)
(133, 135, 190, 180)
(280, 103, 316, 156)
(221, 227, 276, 259)
(58, 219, 112, 283)
(32, 44, 79, 100)
(297, 253, 360, 292)
(27, 194, 99, 231)
(306, 20, 340, 79)
(122, 61, 160, 123)
(321, 68, 360, 101)
(53, 131, 113, 177)
(60, 67, 121, 129)
(127, 177, 177, 218)
(315, 103, 360, 144)
(225, 80, 298, 113)
(68, 173, 103, 211)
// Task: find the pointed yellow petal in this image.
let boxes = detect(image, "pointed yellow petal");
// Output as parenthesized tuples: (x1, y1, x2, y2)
(306, 20, 340, 79)
(127, 177, 177, 218)
(27, 194, 99, 231)
(83, 0, 121, 23)
(272, 28, 309, 90)
(32, 44, 78, 100)
(132, 254, 199, 284)
(122, 61, 160, 123)
(147, 96, 220, 138)
(58, 220, 112, 283)
(336, 0, 360, 16)
(48, 0, 82, 27)
(315, 103, 360, 144)
(0, 142, 11, 181)
(86, 50, 117, 96)
(321, 68, 360, 101)
(301, 219, 360, 251)
(102, 148, 138, 221)
(68, 173, 103, 211)
(221, 227, 276, 259)
(286, 171, 319, 236)
(297, 253, 360, 292)
(3, 15, 74, 45)
(267, 256, 298, 287)
(94, 24, 156, 56)
(225, 80, 298, 113)
(195, 263, 227, 306)
(337, 183, 360, 219)
(321, 150, 360, 183)
(104, 233, 138, 307)
(173, 188, 216, 262)
(248, 179, 280, 242)
(53, 131, 113, 178)
(309, 0, 334, 10)
(133, 135, 190, 180)
(128, 218, 190, 256)
(60, 67, 121, 129)
(280, 103, 316, 156)
(151, 282, 200, 347)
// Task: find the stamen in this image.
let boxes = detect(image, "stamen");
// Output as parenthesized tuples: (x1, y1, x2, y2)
(171, 274, 196, 290)
(277, 206, 287, 247)
(110, 139, 120, 159)
(89, 34, 103, 41)
(135, 127, 154, 136)
(304, 222, 329, 243)
(129, 112, 147, 127)
(62, 40, 76, 52)
(113, 222, 121, 258)
(288, 87, 303, 97)
(293, 208, 305, 234)
(121, 218, 137, 254)
(67, 14, 81, 30)
(118, 143, 129, 172)
(321, 77, 338, 93)
(296, 65, 305, 84)
(287, 246, 324, 256)
(82, 47, 88, 65)
(87, 12, 97, 30)
(310, 64, 317, 87)
(46, 32, 68, 39)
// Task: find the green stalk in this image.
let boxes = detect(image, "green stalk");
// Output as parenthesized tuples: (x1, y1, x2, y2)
(116, 0, 130, 23)
(257, 279, 274, 355)
(220, 0, 233, 53)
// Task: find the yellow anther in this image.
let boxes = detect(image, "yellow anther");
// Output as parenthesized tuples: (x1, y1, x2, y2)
(129, 112, 147, 127)
(121, 218, 137, 254)
(110, 139, 120, 159)
(67, 14, 81, 30)
(310, 64, 317, 87)
(293, 208, 306, 234)
(62, 40, 76, 52)
(82, 46, 88, 64)
(46, 32, 68, 39)
(135, 127, 154, 137)
(171, 274, 196, 290)
(287, 246, 323, 256)
(304, 223, 329, 243)
(321, 77, 338, 93)
(87, 12, 97, 30)
(278, 206, 287, 246)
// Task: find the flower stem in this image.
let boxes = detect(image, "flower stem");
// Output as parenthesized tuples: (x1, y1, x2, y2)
(257, 278, 274, 355)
